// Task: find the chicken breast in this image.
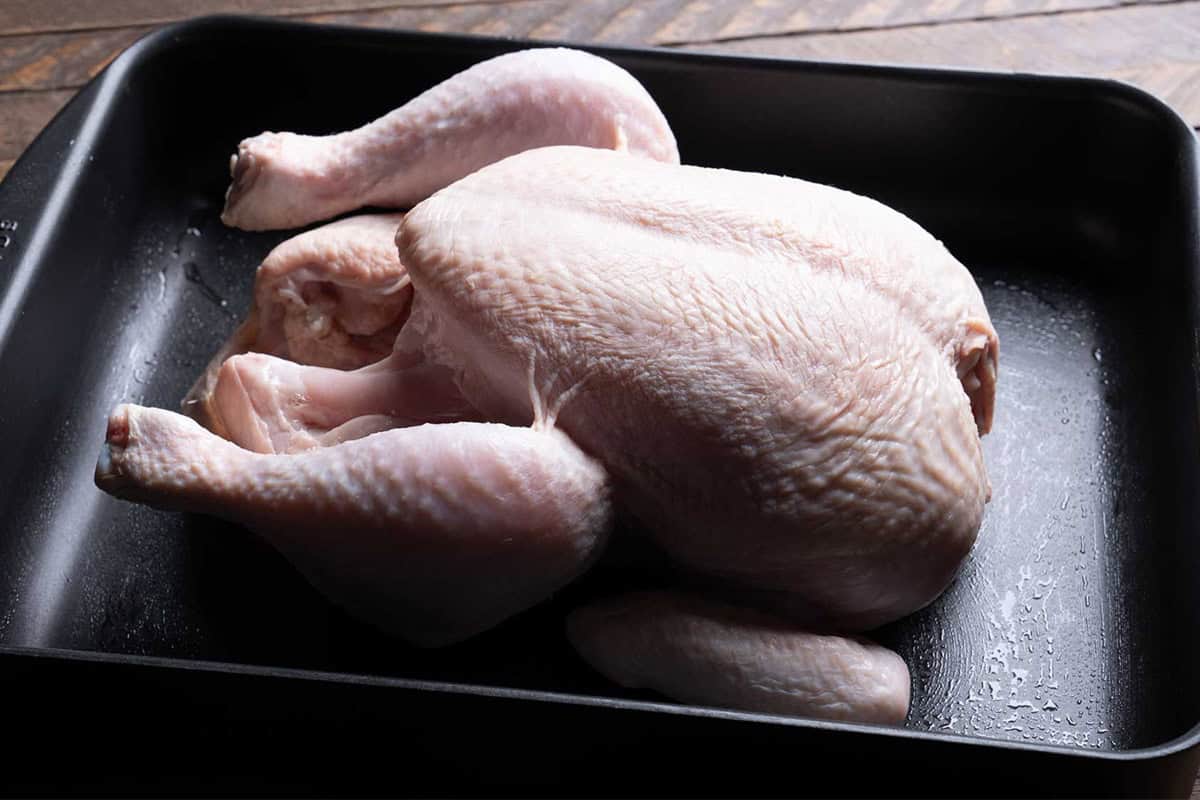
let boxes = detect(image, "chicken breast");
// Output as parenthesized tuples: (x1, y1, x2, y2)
(396, 145, 993, 629)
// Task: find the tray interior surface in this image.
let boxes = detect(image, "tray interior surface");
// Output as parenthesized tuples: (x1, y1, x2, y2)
(0, 18, 1196, 756)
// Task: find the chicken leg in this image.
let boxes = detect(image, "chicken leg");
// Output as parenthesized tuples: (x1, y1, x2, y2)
(221, 48, 680, 230)
(95, 404, 611, 646)
(567, 590, 910, 724)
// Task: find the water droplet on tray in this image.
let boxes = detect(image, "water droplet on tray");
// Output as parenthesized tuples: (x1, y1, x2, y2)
(184, 261, 233, 316)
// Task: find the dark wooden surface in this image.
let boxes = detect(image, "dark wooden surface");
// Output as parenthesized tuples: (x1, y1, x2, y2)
(1, 0, 1198, 795)
(1, 0, 1199, 180)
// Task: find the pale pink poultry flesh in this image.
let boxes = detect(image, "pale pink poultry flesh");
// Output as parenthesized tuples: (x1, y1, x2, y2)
(97, 144, 997, 727)
(98, 409, 611, 647)
(183, 212, 415, 443)
(567, 590, 911, 724)
(220, 47, 680, 231)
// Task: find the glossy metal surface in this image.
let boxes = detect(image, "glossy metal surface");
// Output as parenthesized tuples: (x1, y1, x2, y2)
(0, 17, 1197, 794)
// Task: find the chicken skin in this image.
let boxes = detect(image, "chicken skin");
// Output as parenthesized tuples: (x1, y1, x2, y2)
(97, 145, 995, 726)
(221, 47, 679, 231)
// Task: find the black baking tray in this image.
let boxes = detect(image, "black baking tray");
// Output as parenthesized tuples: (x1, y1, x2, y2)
(1, 14, 1198, 797)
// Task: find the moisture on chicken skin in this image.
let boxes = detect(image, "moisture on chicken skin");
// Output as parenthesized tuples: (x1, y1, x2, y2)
(97, 146, 995, 726)
(95, 49, 996, 727)
(395, 146, 993, 632)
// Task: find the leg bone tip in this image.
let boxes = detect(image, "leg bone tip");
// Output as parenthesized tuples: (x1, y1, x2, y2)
(94, 440, 131, 496)
(221, 149, 258, 226)
(95, 407, 134, 493)
(105, 405, 132, 448)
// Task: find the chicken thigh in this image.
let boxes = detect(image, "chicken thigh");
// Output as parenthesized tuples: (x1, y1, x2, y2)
(97, 146, 996, 724)
(97, 410, 611, 647)
(221, 47, 680, 231)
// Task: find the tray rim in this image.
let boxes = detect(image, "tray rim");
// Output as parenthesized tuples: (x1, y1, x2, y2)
(2, 11, 1199, 766)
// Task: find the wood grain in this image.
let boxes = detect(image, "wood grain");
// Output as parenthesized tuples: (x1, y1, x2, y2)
(302, 0, 1142, 45)
(0, 28, 143, 92)
(0, 0, 1147, 41)
(679, 0, 1200, 71)
(0, 90, 73, 171)
(1111, 59, 1200, 121)
(2, 2, 1192, 92)
(0, 0, 523, 36)
(613, 0, 1135, 45)
(0, 0, 1165, 88)
(679, 1, 1200, 124)
(1, 1, 1198, 181)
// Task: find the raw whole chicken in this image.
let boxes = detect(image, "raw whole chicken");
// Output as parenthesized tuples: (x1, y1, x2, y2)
(93, 49, 998, 728)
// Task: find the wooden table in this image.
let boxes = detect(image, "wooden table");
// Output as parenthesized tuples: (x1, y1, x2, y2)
(3, 0, 1199, 182)
(2, 0, 1199, 795)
